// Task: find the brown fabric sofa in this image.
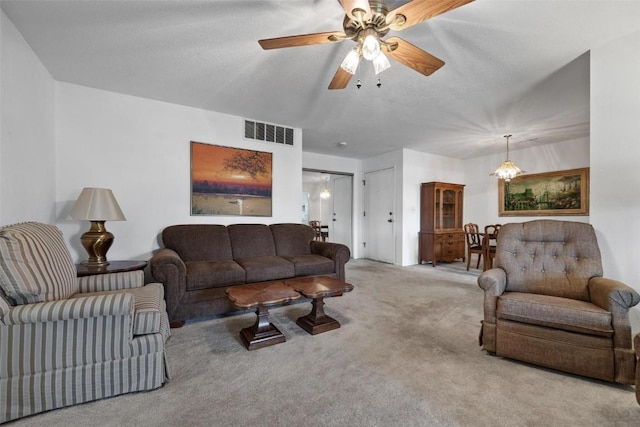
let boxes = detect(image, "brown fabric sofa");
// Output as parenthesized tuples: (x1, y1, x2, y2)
(150, 223, 350, 324)
(478, 220, 639, 385)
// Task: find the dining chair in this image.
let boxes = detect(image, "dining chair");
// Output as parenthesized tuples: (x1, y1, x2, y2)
(463, 223, 483, 271)
(309, 220, 322, 241)
(483, 224, 501, 270)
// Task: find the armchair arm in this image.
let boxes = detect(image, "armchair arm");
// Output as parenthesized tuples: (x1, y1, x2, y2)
(149, 248, 187, 321)
(1, 294, 136, 375)
(477, 268, 507, 352)
(310, 241, 351, 281)
(589, 276, 640, 349)
(3, 293, 134, 326)
(77, 270, 145, 293)
(477, 268, 507, 296)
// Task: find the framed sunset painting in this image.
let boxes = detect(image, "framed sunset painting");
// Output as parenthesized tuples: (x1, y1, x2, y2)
(190, 141, 272, 216)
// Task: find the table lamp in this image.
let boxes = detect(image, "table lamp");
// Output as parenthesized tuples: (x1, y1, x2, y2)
(70, 187, 126, 267)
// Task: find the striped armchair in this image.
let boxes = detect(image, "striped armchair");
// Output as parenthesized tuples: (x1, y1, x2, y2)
(0, 222, 170, 423)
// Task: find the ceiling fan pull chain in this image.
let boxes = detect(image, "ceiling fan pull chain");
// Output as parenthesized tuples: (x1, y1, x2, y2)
(356, 79, 362, 89)
(377, 78, 381, 88)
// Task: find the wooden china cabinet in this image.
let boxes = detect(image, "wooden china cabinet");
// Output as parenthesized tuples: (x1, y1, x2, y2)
(418, 182, 465, 267)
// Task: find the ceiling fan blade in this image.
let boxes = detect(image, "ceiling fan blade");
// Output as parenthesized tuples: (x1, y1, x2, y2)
(338, 0, 372, 22)
(387, 0, 474, 31)
(328, 67, 353, 90)
(384, 37, 444, 76)
(259, 31, 347, 50)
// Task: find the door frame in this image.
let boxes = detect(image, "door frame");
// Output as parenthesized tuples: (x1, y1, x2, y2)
(302, 168, 354, 250)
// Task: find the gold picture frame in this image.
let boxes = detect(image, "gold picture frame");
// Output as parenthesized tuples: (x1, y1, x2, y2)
(499, 167, 589, 216)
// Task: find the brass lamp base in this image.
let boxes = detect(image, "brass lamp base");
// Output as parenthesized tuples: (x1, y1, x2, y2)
(80, 220, 114, 267)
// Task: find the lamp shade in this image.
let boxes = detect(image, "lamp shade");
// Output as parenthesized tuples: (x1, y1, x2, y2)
(70, 188, 126, 221)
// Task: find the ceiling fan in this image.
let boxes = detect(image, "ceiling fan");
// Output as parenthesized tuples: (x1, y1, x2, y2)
(258, 0, 474, 90)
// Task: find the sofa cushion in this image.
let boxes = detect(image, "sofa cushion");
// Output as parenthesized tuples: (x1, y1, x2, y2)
(281, 254, 335, 277)
(497, 292, 613, 337)
(269, 223, 314, 256)
(235, 256, 294, 283)
(0, 222, 77, 305)
(185, 261, 246, 291)
(163, 225, 233, 262)
(228, 224, 276, 259)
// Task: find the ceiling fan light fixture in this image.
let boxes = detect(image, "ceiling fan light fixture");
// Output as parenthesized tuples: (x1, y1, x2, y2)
(340, 48, 360, 75)
(361, 29, 380, 61)
(372, 52, 390, 75)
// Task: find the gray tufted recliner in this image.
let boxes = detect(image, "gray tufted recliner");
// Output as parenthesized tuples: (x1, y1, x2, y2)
(478, 220, 639, 385)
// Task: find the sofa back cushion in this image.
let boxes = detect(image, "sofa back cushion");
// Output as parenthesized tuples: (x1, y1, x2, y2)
(0, 222, 78, 305)
(497, 220, 602, 301)
(163, 225, 233, 262)
(269, 223, 314, 256)
(228, 224, 276, 259)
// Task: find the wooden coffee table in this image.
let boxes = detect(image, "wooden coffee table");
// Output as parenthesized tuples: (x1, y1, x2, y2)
(226, 282, 300, 350)
(285, 276, 354, 335)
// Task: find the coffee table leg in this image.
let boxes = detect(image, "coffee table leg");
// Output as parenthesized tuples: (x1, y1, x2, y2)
(296, 296, 341, 335)
(240, 304, 286, 350)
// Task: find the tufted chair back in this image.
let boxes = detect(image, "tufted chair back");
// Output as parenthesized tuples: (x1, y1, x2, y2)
(496, 220, 603, 301)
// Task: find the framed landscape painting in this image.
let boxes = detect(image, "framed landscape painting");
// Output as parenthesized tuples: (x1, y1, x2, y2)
(191, 141, 272, 216)
(499, 167, 589, 216)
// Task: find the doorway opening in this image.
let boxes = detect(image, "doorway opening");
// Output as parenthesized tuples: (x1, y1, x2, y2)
(302, 169, 353, 250)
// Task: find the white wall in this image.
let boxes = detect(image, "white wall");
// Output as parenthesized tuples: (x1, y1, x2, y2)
(462, 137, 590, 228)
(55, 83, 302, 262)
(302, 151, 362, 258)
(0, 11, 56, 225)
(359, 148, 465, 266)
(402, 149, 465, 266)
(590, 30, 640, 298)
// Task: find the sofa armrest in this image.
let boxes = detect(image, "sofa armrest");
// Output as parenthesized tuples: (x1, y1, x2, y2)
(149, 248, 187, 321)
(589, 276, 640, 349)
(310, 241, 351, 280)
(77, 270, 145, 293)
(3, 293, 133, 326)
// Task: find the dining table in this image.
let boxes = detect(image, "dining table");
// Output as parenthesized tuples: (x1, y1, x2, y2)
(479, 232, 498, 271)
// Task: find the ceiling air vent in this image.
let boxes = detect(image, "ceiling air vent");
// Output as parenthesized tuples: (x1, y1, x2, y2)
(244, 119, 294, 146)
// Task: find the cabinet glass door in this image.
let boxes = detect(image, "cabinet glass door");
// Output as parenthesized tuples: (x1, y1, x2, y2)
(442, 189, 456, 229)
(435, 188, 442, 229)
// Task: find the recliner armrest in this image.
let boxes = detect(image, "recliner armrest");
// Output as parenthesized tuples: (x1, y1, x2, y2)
(589, 276, 640, 311)
(478, 268, 507, 296)
(589, 276, 639, 350)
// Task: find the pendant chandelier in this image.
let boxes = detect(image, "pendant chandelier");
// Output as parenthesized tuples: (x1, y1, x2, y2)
(491, 134, 525, 182)
(320, 177, 331, 200)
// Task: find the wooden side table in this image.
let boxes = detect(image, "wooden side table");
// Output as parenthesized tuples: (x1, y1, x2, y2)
(76, 260, 148, 277)
(285, 276, 354, 335)
(226, 281, 301, 351)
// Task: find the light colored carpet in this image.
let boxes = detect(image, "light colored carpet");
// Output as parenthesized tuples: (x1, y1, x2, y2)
(8, 259, 640, 426)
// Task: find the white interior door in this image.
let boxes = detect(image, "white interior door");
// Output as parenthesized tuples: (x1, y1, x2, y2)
(330, 175, 352, 249)
(364, 168, 395, 264)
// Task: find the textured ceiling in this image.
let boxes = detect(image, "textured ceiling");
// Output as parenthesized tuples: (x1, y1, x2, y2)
(2, 0, 640, 159)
